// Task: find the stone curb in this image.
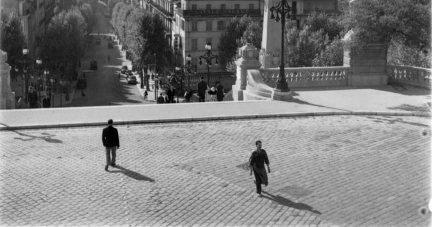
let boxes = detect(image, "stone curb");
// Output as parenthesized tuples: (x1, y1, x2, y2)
(0, 111, 429, 131)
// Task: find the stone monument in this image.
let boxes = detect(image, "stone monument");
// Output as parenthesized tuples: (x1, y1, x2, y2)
(232, 43, 261, 101)
(0, 50, 16, 109)
(259, 0, 283, 68)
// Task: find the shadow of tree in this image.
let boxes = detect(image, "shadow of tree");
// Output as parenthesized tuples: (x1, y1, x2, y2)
(0, 123, 63, 143)
(110, 165, 155, 182)
(290, 98, 350, 112)
(387, 104, 430, 112)
(261, 191, 321, 215)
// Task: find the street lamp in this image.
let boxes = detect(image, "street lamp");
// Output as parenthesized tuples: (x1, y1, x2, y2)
(15, 47, 31, 102)
(269, 0, 297, 92)
(199, 41, 218, 85)
(36, 59, 43, 100)
(176, 53, 197, 91)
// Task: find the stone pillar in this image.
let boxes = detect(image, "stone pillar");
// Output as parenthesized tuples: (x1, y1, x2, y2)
(344, 44, 388, 86)
(232, 43, 261, 101)
(0, 51, 16, 109)
(259, 0, 283, 68)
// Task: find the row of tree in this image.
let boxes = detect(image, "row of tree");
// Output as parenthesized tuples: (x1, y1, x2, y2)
(219, 0, 431, 69)
(110, 2, 166, 68)
(39, 0, 96, 80)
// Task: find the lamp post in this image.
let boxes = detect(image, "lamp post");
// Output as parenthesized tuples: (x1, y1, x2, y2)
(15, 48, 31, 101)
(269, 0, 296, 92)
(175, 53, 197, 91)
(36, 59, 43, 100)
(199, 41, 218, 85)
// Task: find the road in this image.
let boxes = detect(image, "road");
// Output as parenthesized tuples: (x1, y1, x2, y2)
(0, 115, 430, 226)
(66, 2, 150, 107)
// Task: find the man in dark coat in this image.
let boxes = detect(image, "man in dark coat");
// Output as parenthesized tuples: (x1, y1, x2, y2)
(102, 119, 120, 171)
(216, 81, 225, 102)
(197, 76, 208, 102)
(27, 86, 39, 108)
(42, 92, 51, 108)
(157, 93, 165, 104)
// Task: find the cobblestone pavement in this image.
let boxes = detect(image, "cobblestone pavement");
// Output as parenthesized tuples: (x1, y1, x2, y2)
(0, 115, 430, 227)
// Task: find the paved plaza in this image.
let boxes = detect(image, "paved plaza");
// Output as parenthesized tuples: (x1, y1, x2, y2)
(0, 115, 430, 226)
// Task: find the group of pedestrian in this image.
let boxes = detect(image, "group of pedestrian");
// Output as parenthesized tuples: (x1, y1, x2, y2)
(197, 76, 225, 102)
(18, 86, 51, 109)
(156, 86, 177, 104)
(102, 119, 271, 197)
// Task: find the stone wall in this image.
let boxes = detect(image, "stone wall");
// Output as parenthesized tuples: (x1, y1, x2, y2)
(0, 50, 16, 109)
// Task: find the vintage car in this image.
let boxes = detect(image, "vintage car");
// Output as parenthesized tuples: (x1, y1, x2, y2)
(127, 75, 137, 84)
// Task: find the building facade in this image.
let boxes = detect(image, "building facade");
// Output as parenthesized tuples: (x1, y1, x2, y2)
(140, 0, 339, 77)
(1, 0, 57, 61)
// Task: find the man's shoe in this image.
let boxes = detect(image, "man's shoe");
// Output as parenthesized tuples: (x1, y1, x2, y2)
(105, 165, 109, 171)
(111, 163, 116, 167)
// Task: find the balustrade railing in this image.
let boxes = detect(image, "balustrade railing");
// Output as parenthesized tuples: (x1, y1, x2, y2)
(260, 66, 349, 88)
(387, 65, 431, 89)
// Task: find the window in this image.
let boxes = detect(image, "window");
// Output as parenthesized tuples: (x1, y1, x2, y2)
(249, 4, 254, 9)
(191, 21, 198, 31)
(206, 21, 212, 31)
(181, 20, 185, 30)
(206, 4, 211, 10)
(235, 4, 240, 9)
(191, 4, 197, 10)
(221, 4, 226, 10)
(217, 21, 224, 31)
(191, 39, 198, 51)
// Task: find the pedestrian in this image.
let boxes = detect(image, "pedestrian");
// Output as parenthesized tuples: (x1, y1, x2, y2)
(216, 81, 225, 102)
(157, 93, 165, 104)
(249, 140, 271, 197)
(182, 90, 193, 103)
(102, 119, 120, 171)
(166, 86, 173, 103)
(208, 87, 217, 102)
(197, 76, 209, 102)
(42, 92, 51, 108)
(144, 90, 148, 100)
(27, 86, 39, 108)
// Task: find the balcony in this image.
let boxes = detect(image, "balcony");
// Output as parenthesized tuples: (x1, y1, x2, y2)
(176, 9, 261, 18)
(148, 2, 174, 19)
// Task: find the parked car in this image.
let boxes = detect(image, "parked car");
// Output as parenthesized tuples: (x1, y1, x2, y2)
(127, 75, 137, 84)
(121, 66, 128, 74)
(126, 70, 133, 78)
(90, 60, 98, 70)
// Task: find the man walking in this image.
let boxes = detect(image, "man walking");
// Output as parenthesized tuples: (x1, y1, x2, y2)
(197, 76, 208, 102)
(102, 119, 120, 171)
(42, 92, 51, 108)
(216, 81, 225, 102)
(157, 93, 165, 104)
(27, 86, 39, 108)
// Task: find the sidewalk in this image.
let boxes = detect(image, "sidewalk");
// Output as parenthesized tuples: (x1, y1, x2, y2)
(0, 84, 430, 130)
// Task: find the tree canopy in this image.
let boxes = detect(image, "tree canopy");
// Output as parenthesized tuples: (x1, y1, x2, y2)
(346, 0, 431, 52)
(0, 13, 27, 66)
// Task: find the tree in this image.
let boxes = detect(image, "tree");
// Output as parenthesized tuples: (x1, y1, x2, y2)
(108, 0, 121, 15)
(285, 22, 326, 67)
(305, 11, 344, 41)
(312, 38, 344, 67)
(387, 39, 431, 68)
(346, 0, 431, 54)
(218, 16, 253, 66)
(111, 1, 125, 35)
(116, 4, 134, 45)
(79, 3, 95, 35)
(0, 13, 27, 66)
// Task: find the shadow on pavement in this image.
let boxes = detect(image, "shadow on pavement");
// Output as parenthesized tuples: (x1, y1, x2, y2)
(290, 97, 350, 112)
(0, 123, 63, 143)
(261, 191, 321, 215)
(387, 104, 431, 113)
(110, 165, 155, 182)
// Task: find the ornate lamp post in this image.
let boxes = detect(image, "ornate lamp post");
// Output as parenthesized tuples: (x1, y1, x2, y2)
(36, 59, 43, 100)
(15, 48, 31, 101)
(269, 0, 297, 92)
(199, 41, 218, 85)
(175, 53, 197, 96)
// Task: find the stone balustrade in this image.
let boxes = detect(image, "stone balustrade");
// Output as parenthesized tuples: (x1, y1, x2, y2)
(387, 65, 431, 89)
(259, 66, 350, 88)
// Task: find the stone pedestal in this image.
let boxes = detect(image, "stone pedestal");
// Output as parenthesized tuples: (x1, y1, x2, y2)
(233, 43, 261, 101)
(344, 44, 388, 86)
(0, 51, 15, 109)
(272, 89, 293, 101)
(259, 0, 283, 68)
